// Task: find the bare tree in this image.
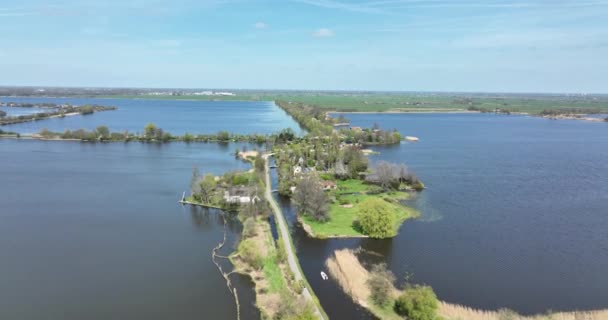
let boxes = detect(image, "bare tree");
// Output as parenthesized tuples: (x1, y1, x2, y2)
(376, 161, 397, 190)
(293, 174, 329, 222)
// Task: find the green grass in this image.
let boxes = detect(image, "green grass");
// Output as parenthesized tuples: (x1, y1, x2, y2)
(302, 193, 419, 238)
(337, 179, 371, 194)
(96, 92, 608, 114)
(263, 255, 286, 293)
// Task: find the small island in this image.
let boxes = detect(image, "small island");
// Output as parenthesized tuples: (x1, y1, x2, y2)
(0, 102, 116, 126)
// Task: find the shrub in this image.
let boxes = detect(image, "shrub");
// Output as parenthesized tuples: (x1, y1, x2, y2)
(238, 239, 263, 270)
(242, 218, 257, 238)
(357, 197, 396, 238)
(394, 285, 439, 320)
(79, 105, 94, 115)
(367, 263, 395, 307)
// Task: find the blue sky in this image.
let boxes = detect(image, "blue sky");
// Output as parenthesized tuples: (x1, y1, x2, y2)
(1, 0, 607, 92)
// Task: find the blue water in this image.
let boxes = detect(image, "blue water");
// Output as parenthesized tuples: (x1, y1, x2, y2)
(0, 140, 261, 320)
(3, 102, 608, 318)
(0, 106, 55, 117)
(294, 113, 608, 316)
(0, 97, 303, 135)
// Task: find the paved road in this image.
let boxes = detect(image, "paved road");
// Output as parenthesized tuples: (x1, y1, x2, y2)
(263, 155, 326, 320)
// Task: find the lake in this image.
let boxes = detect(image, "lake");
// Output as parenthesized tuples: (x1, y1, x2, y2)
(289, 112, 608, 317)
(0, 139, 262, 320)
(0, 97, 303, 136)
(2, 101, 608, 319)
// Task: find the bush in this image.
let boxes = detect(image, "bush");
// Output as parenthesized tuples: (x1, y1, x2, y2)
(394, 285, 439, 320)
(357, 198, 396, 238)
(242, 218, 257, 238)
(276, 238, 287, 263)
(238, 239, 263, 270)
(79, 105, 94, 115)
(367, 263, 395, 307)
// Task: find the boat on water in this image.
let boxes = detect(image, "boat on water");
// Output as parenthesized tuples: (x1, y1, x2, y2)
(405, 136, 419, 141)
(320, 271, 328, 280)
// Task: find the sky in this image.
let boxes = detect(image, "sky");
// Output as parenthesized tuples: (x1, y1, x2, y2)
(0, 0, 607, 93)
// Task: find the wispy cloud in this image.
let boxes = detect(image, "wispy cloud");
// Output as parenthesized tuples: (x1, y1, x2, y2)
(254, 22, 267, 29)
(312, 28, 334, 37)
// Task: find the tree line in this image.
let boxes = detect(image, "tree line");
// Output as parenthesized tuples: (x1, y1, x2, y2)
(0, 104, 116, 125)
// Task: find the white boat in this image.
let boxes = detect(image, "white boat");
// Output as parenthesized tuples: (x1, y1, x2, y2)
(320, 271, 328, 280)
(405, 136, 419, 142)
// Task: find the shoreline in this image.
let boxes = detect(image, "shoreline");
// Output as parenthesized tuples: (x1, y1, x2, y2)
(329, 109, 479, 114)
(327, 248, 608, 320)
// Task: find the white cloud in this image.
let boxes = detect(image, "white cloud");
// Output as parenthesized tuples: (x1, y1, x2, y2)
(254, 22, 267, 29)
(312, 28, 334, 37)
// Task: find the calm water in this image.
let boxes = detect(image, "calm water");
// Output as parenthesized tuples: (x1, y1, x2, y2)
(3, 102, 608, 319)
(0, 97, 303, 135)
(292, 113, 608, 316)
(0, 106, 54, 117)
(0, 139, 261, 320)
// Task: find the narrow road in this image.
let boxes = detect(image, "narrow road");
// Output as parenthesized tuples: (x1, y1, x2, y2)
(263, 155, 326, 320)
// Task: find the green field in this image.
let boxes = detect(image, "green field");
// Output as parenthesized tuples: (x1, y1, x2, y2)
(98, 92, 608, 114)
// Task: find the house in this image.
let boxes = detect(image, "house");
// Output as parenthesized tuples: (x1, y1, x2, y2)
(320, 180, 337, 191)
(293, 166, 302, 176)
(350, 126, 363, 132)
(223, 186, 260, 204)
(223, 191, 260, 204)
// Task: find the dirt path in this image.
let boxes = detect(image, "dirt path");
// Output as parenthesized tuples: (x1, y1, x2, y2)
(263, 154, 326, 320)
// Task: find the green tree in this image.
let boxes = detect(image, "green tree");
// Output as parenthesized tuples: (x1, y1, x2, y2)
(217, 130, 230, 142)
(79, 105, 94, 115)
(198, 174, 217, 204)
(254, 152, 265, 173)
(95, 126, 110, 140)
(183, 132, 193, 143)
(367, 263, 395, 307)
(394, 285, 439, 320)
(357, 198, 396, 238)
(144, 123, 157, 139)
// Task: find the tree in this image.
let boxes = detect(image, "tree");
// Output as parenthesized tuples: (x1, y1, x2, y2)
(183, 132, 193, 143)
(357, 198, 396, 238)
(144, 123, 157, 139)
(367, 263, 395, 307)
(342, 146, 368, 178)
(293, 175, 329, 222)
(0, 110, 6, 118)
(254, 153, 265, 173)
(394, 285, 439, 320)
(95, 125, 110, 140)
(217, 130, 230, 142)
(198, 174, 217, 204)
(190, 166, 201, 194)
(376, 161, 399, 190)
(79, 105, 94, 115)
